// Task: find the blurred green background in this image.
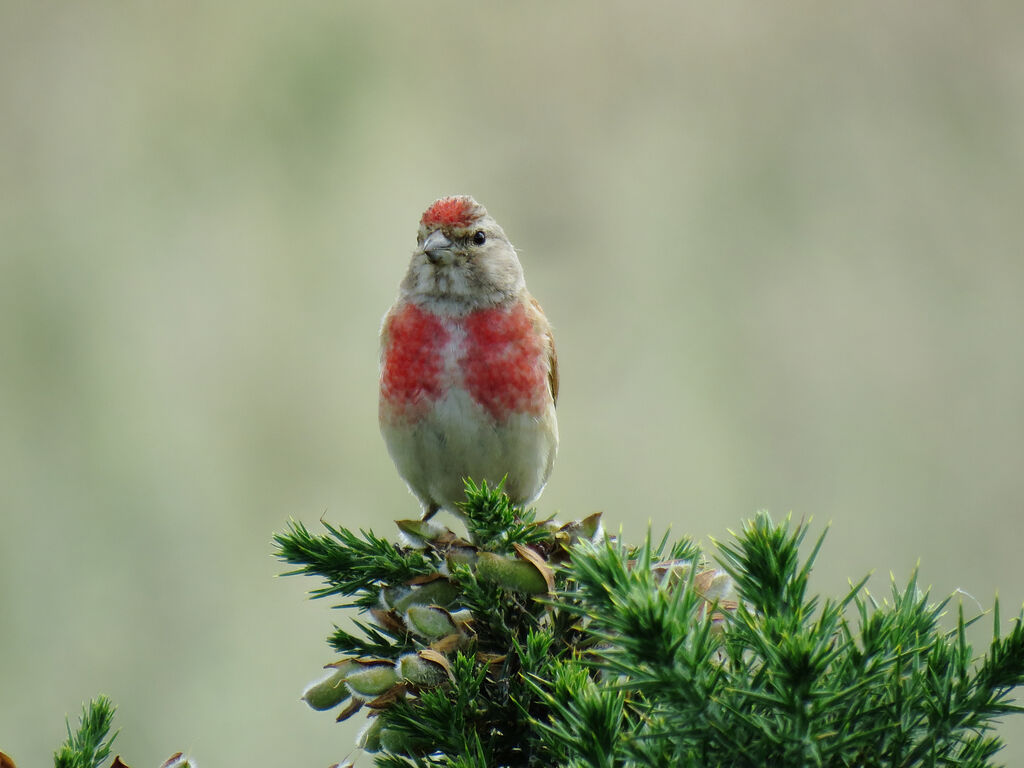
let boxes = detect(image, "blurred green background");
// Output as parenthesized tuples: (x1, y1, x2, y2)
(2, 1, 1023, 764)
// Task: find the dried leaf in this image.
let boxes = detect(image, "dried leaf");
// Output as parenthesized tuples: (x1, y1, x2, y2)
(512, 543, 555, 593)
(406, 572, 446, 586)
(366, 683, 407, 709)
(418, 648, 453, 676)
(325, 659, 360, 670)
(579, 512, 604, 540)
(430, 633, 464, 654)
(369, 608, 407, 635)
(335, 698, 364, 722)
(476, 652, 508, 666)
(692, 568, 717, 595)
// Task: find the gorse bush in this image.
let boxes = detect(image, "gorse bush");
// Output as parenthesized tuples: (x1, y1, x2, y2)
(19, 484, 1024, 768)
(274, 482, 1024, 768)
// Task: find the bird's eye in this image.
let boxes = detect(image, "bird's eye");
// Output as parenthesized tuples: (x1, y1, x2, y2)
(472, 230, 487, 246)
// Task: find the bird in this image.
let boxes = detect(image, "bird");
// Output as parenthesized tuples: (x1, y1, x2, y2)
(379, 195, 558, 521)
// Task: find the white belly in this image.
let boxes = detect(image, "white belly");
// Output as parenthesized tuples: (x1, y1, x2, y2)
(381, 385, 558, 514)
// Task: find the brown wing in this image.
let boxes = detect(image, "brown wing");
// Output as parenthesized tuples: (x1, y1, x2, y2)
(530, 297, 558, 406)
(547, 328, 559, 406)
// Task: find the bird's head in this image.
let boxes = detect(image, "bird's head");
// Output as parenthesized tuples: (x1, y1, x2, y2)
(401, 196, 526, 312)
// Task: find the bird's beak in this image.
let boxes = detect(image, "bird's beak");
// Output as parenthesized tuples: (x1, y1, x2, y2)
(422, 230, 454, 265)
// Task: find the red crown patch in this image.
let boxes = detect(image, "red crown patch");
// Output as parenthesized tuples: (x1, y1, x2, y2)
(421, 197, 476, 229)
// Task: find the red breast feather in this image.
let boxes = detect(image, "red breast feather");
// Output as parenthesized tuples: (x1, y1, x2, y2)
(380, 303, 449, 421)
(461, 304, 548, 419)
(380, 302, 548, 423)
